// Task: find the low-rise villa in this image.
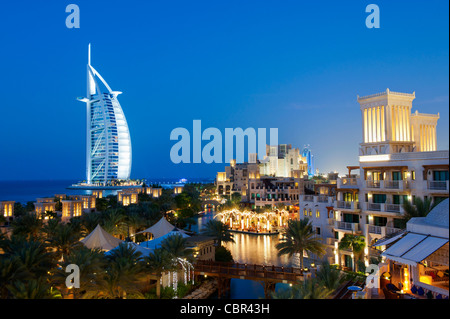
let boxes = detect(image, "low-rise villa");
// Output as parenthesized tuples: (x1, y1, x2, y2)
(376, 198, 449, 299)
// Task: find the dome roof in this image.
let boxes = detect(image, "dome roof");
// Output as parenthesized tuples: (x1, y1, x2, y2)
(424, 198, 449, 228)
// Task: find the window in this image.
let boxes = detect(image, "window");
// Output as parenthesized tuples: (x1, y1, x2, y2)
(316, 210, 320, 218)
(411, 171, 416, 180)
(316, 227, 321, 235)
(433, 170, 449, 181)
(309, 209, 312, 217)
(372, 194, 386, 204)
(392, 171, 402, 181)
(304, 209, 307, 216)
(343, 192, 354, 202)
(374, 216, 387, 227)
(373, 171, 383, 181)
(343, 213, 358, 223)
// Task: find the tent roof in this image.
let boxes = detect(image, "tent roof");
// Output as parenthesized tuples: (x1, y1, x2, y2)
(80, 224, 123, 251)
(136, 217, 188, 239)
(105, 242, 152, 258)
(139, 229, 190, 250)
(381, 232, 449, 266)
(372, 230, 407, 247)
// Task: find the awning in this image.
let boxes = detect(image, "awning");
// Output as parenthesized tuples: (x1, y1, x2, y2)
(381, 233, 449, 266)
(372, 230, 407, 247)
(402, 236, 448, 263)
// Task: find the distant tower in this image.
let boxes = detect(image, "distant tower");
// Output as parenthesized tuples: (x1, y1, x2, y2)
(357, 88, 439, 156)
(302, 145, 315, 177)
(78, 44, 132, 184)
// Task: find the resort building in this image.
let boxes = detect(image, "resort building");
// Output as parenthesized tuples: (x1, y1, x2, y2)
(55, 194, 67, 201)
(61, 199, 83, 220)
(216, 144, 313, 206)
(376, 198, 449, 298)
(34, 198, 57, 216)
(136, 186, 163, 198)
(92, 190, 103, 199)
(249, 176, 313, 208)
(117, 189, 139, 206)
(186, 236, 216, 261)
(299, 174, 338, 263)
(0, 201, 14, 218)
(173, 185, 184, 195)
(71, 195, 96, 212)
(77, 44, 132, 185)
(299, 89, 449, 270)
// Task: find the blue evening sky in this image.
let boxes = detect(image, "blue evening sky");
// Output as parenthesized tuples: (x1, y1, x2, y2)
(0, 0, 448, 181)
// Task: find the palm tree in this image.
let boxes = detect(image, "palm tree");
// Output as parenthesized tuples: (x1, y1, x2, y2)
(276, 219, 326, 274)
(292, 277, 334, 299)
(160, 234, 193, 261)
(53, 246, 106, 299)
(315, 261, 345, 291)
(270, 277, 333, 299)
(0, 256, 29, 298)
(202, 219, 234, 247)
(11, 212, 43, 239)
(2, 236, 56, 279)
(102, 209, 127, 238)
(145, 248, 173, 298)
(100, 242, 146, 299)
(401, 197, 442, 227)
(81, 212, 101, 234)
(125, 212, 145, 239)
(46, 223, 83, 261)
(338, 233, 366, 272)
(6, 279, 61, 299)
(41, 218, 61, 239)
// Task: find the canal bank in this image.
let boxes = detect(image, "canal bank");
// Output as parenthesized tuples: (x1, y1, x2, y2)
(192, 212, 314, 299)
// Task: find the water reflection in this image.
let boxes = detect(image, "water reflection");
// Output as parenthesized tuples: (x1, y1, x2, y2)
(193, 212, 311, 298)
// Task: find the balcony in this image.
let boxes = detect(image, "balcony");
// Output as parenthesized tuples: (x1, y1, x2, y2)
(365, 180, 410, 191)
(428, 180, 449, 191)
(368, 225, 382, 235)
(385, 203, 402, 213)
(337, 177, 359, 189)
(303, 195, 314, 202)
(366, 180, 381, 189)
(365, 202, 404, 215)
(335, 200, 360, 211)
(367, 224, 403, 237)
(335, 221, 360, 232)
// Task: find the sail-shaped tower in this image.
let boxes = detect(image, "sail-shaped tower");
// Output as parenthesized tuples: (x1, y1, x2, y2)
(78, 44, 132, 185)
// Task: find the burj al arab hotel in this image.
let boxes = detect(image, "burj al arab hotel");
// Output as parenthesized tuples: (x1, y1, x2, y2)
(78, 44, 132, 185)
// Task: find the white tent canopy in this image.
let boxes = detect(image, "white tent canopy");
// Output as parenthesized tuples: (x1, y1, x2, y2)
(80, 224, 123, 251)
(136, 217, 188, 239)
(139, 229, 190, 250)
(372, 230, 407, 247)
(381, 232, 449, 266)
(106, 242, 153, 258)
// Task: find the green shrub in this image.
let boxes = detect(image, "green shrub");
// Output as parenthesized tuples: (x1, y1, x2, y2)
(215, 246, 234, 263)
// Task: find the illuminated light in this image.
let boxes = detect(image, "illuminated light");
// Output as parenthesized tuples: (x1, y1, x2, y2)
(359, 154, 391, 162)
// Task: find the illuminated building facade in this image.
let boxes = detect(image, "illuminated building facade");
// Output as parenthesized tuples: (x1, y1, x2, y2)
(299, 89, 449, 270)
(78, 44, 132, 185)
(216, 144, 312, 204)
(0, 201, 14, 218)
